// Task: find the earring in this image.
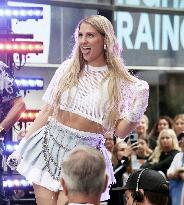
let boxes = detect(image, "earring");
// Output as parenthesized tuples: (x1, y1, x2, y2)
(104, 44, 107, 50)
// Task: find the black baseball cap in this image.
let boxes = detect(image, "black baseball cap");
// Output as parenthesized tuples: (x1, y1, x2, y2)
(123, 169, 169, 195)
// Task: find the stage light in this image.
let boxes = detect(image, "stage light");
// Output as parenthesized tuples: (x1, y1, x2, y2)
(0, 6, 43, 20)
(15, 78, 44, 90)
(5, 143, 19, 153)
(19, 110, 40, 122)
(3, 178, 31, 188)
(0, 41, 43, 54)
(2, 175, 35, 203)
(5, 180, 14, 188)
(4, 141, 19, 155)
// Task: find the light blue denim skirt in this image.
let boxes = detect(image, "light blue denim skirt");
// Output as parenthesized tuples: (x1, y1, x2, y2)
(8, 117, 115, 201)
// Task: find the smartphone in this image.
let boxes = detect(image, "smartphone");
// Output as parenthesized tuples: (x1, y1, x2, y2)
(129, 133, 138, 144)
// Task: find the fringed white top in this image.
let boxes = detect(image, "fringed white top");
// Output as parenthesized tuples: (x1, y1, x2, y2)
(42, 59, 149, 129)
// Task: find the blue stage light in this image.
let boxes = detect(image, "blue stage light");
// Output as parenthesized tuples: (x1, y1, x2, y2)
(2, 175, 35, 202)
(3, 178, 31, 188)
(0, 6, 43, 20)
(13, 179, 20, 187)
(21, 179, 30, 187)
(6, 180, 14, 188)
(5, 143, 19, 153)
(15, 77, 44, 90)
(4, 141, 19, 155)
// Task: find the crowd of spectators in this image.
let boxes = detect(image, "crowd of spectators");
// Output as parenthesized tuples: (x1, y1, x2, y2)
(105, 113, 184, 205)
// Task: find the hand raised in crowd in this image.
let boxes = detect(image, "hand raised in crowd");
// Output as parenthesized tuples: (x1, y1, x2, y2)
(118, 141, 139, 159)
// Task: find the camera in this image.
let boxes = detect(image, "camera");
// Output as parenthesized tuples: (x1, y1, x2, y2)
(129, 133, 138, 144)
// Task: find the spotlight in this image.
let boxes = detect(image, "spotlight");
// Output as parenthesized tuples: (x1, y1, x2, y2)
(19, 110, 40, 122)
(0, 41, 43, 54)
(15, 78, 44, 90)
(3, 178, 31, 188)
(0, 6, 43, 20)
(5, 143, 19, 154)
(4, 141, 19, 155)
(2, 174, 35, 204)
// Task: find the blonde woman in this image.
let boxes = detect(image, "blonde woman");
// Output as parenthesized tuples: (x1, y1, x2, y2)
(141, 128, 180, 175)
(7, 15, 149, 205)
(135, 114, 149, 139)
(173, 114, 184, 136)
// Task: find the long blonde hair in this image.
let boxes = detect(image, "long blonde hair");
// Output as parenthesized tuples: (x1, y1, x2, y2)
(54, 15, 134, 129)
(174, 114, 184, 122)
(149, 128, 180, 164)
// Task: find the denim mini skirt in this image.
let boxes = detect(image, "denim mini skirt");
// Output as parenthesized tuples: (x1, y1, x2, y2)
(8, 117, 115, 201)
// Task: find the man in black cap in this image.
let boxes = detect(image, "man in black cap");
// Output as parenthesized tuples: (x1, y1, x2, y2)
(123, 168, 169, 205)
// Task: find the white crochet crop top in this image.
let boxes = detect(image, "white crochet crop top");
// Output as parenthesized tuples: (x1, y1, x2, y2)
(42, 59, 149, 129)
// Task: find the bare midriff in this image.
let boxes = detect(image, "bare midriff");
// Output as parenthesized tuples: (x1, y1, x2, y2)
(55, 110, 106, 135)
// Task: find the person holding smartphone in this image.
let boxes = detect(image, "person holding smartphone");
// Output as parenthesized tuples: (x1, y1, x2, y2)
(108, 140, 138, 205)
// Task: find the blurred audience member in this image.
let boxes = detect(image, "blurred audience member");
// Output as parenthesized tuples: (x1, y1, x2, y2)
(136, 114, 149, 139)
(104, 131, 115, 160)
(173, 114, 184, 137)
(136, 137, 153, 165)
(167, 132, 184, 205)
(61, 145, 107, 205)
(108, 141, 137, 205)
(148, 116, 173, 150)
(123, 169, 169, 205)
(142, 129, 180, 175)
